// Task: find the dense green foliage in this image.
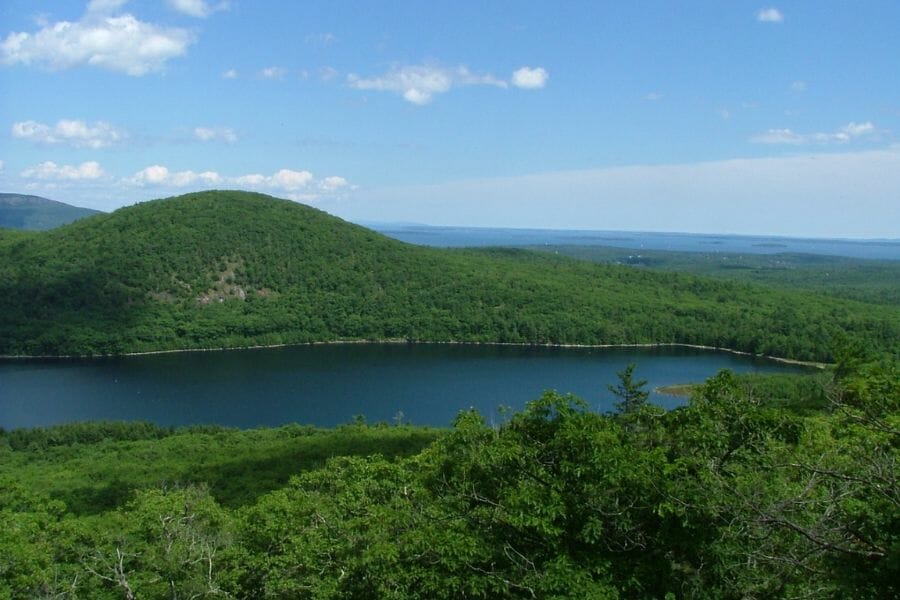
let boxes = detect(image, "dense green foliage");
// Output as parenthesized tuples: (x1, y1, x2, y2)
(0, 193, 100, 231)
(1, 190, 897, 361)
(659, 371, 831, 415)
(532, 244, 900, 306)
(0, 422, 441, 515)
(2, 355, 896, 598)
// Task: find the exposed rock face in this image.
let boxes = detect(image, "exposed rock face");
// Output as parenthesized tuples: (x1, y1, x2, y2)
(196, 258, 250, 305)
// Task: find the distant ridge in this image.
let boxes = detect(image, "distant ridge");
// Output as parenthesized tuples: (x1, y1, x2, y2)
(0, 190, 896, 360)
(0, 193, 101, 230)
(370, 223, 900, 260)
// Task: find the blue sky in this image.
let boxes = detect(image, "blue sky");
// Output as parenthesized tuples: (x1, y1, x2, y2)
(1, 0, 898, 237)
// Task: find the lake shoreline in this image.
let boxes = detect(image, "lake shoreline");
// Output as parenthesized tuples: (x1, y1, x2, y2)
(0, 340, 829, 369)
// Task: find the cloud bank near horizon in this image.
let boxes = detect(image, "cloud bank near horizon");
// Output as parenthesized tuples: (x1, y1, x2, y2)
(318, 149, 900, 239)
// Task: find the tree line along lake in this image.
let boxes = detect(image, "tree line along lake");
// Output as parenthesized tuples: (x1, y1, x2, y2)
(0, 343, 813, 430)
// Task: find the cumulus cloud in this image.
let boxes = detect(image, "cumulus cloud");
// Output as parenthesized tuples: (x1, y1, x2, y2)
(233, 173, 266, 186)
(126, 166, 347, 198)
(270, 169, 313, 190)
(643, 92, 663, 101)
(21, 160, 104, 180)
(260, 66, 286, 79)
(130, 165, 221, 186)
(756, 8, 784, 23)
(0, 159, 5, 173)
(511, 66, 548, 89)
(232, 169, 315, 191)
(843, 122, 877, 136)
(751, 122, 877, 145)
(166, 0, 228, 18)
(194, 126, 237, 143)
(222, 68, 238, 79)
(319, 176, 349, 192)
(0, 3, 194, 75)
(131, 164, 170, 185)
(790, 80, 806, 92)
(12, 119, 126, 149)
(348, 63, 507, 105)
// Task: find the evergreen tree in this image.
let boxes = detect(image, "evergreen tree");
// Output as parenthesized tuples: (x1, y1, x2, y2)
(608, 363, 649, 414)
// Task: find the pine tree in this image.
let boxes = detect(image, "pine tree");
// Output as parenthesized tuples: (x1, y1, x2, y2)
(608, 363, 649, 414)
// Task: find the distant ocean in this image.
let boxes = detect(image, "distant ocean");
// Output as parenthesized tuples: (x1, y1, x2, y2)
(370, 224, 900, 261)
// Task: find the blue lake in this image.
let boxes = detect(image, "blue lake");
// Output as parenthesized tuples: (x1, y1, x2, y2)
(0, 344, 813, 430)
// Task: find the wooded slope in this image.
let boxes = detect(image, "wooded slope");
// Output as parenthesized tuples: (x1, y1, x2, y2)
(1, 190, 896, 360)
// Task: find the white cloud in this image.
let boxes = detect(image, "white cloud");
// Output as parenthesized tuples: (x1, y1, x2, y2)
(347, 63, 507, 105)
(194, 126, 237, 143)
(751, 121, 878, 145)
(222, 68, 238, 79)
(124, 165, 350, 200)
(167, 0, 228, 18)
(790, 80, 806, 92)
(234, 173, 266, 186)
(234, 169, 348, 196)
(260, 66, 286, 79)
(717, 108, 731, 120)
(131, 164, 171, 185)
(198, 171, 222, 184)
(21, 160, 104, 180)
(170, 170, 199, 186)
(319, 176, 349, 192)
(12, 119, 126, 149)
(130, 165, 223, 187)
(839, 122, 875, 138)
(0, 4, 194, 75)
(511, 66, 548, 89)
(0, 159, 5, 173)
(643, 92, 663, 101)
(271, 169, 314, 190)
(756, 8, 784, 23)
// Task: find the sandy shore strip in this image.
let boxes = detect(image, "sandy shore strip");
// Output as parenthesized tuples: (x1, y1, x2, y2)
(1, 340, 829, 368)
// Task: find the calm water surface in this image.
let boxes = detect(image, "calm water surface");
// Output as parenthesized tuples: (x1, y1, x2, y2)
(0, 344, 810, 429)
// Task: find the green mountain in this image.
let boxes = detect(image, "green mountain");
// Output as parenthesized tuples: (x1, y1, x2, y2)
(0, 193, 101, 230)
(0, 190, 897, 360)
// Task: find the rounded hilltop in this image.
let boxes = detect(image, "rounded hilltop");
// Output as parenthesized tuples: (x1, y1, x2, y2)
(0, 190, 897, 360)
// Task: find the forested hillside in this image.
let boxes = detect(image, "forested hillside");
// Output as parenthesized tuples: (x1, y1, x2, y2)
(0, 190, 897, 361)
(2, 352, 896, 598)
(530, 244, 900, 306)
